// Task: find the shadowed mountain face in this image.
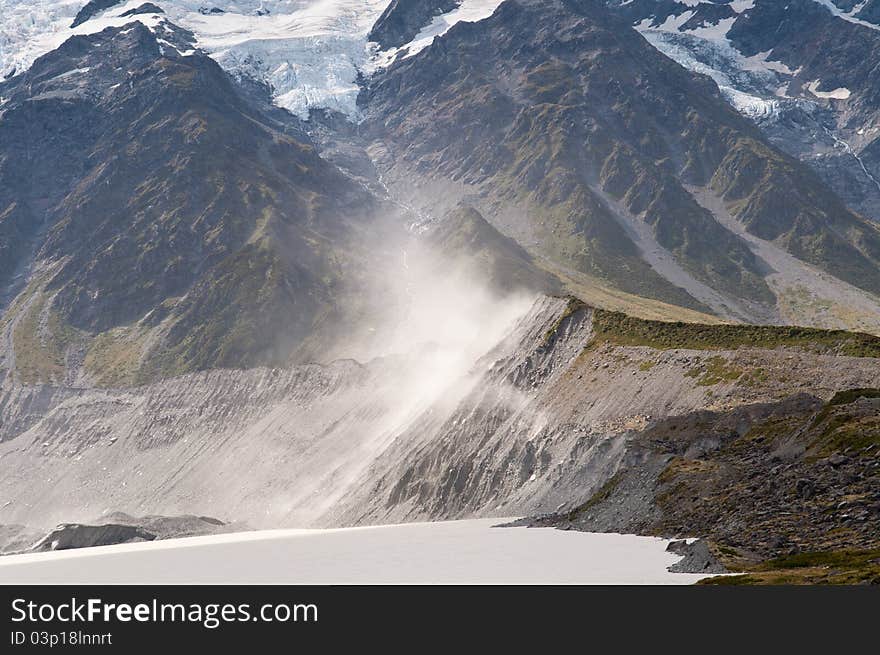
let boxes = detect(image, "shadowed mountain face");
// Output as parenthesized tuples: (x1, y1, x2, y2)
(0, 21, 392, 384)
(71, 0, 126, 28)
(368, 0, 461, 49)
(424, 205, 561, 295)
(363, 0, 880, 316)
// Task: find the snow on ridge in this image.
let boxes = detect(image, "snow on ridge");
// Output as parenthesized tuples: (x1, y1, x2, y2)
(630, 0, 861, 123)
(807, 79, 852, 100)
(631, 4, 859, 122)
(0, 0, 392, 119)
(0, 0, 506, 121)
(367, 0, 505, 72)
(811, 0, 880, 32)
(0, 3, 199, 76)
(741, 50, 800, 77)
(686, 16, 736, 40)
(637, 10, 695, 33)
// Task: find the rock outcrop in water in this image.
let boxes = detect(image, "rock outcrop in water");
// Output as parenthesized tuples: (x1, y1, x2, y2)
(5, 512, 233, 554)
(31, 523, 157, 552)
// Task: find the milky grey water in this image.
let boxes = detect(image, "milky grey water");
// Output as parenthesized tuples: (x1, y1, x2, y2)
(0, 519, 707, 584)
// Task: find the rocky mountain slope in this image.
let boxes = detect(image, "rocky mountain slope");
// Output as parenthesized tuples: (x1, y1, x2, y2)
(336, 298, 880, 523)
(362, 0, 880, 331)
(2, 296, 878, 568)
(2, 1, 880, 582)
(3, 0, 880, 383)
(607, 0, 880, 223)
(368, 0, 463, 48)
(0, 17, 411, 387)
(525, 385, 880, 584)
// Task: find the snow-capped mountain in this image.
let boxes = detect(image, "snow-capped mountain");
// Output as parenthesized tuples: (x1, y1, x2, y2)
(613, 0, 875, 116)
(0, 0, 503, 119)
(606, 0, 880, 220)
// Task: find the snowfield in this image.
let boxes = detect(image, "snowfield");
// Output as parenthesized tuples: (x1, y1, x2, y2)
(0, 519, 708, 584)
(0, 0, 504, 119)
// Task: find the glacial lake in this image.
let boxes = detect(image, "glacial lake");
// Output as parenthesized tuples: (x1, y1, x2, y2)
(0, 518, 708, 584)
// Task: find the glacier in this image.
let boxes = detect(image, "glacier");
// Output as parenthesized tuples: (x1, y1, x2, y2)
(0, 0, 504, 120)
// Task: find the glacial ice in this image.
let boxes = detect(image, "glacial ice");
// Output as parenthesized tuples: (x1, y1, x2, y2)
(0, 0, 504, 120)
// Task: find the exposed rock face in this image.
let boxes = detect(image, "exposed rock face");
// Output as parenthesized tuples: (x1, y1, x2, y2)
(0, 359, 377, 527)
(524, 388, 880, 565)
(423, 204, 561, 295)
(1, 295, 878, 567)
(338, 302, 880, 526)
(31, 523, 157, 551)
(0, 298, 880, 526)
(368, 0, 461, 49)
(19, 512, 232, 554)
(70, 0, 124, 28)
(95, 512, 232, 539)
(0, 383, 82, 443)
(1, 512, 234, 555)
(120, 3, 165, 18)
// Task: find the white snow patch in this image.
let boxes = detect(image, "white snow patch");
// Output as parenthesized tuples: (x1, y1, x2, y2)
(807, 79, 852, 100)
(0, 519, 710, 584)
(637, 28, 780, 121)
(684, 16, 736, 40)
(741, 50, 798, 76)
(636, 10, 694, 33)
(370, 0, 504, 69)
(730, 0, 755, 12)
(636, 9, 735, 41)
(811, 0, 880, 31)
(635, 14, 824, 122)
(656, 10, 696, 32)
(48, 65, 91, 80)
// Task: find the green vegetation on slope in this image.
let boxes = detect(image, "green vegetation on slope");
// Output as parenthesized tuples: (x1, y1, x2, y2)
(700, 549, 880, 585)
(589, 308, 880, 357)
(11, 292, 83, 385)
